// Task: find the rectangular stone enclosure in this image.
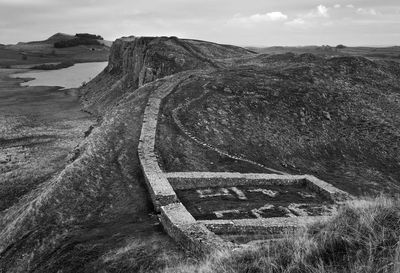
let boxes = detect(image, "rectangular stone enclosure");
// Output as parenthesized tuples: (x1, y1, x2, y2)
(165, 172, 350, 240)
(176, 183, 335, 220)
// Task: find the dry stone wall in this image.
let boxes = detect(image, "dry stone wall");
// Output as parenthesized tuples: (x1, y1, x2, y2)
(200, 216, 330, 236)
(166, 172, 351, 202)
(138, 72, 234, 254)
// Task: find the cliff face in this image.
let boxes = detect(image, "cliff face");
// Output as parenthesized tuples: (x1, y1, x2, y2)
(107, 36, 207, 86)
(81, 36, 254, 114)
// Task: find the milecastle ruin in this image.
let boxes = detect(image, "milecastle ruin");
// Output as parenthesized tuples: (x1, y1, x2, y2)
(136, 56, 352, 253)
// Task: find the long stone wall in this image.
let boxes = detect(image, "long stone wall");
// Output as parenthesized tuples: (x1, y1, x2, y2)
(138, 72, 234, 254)
(138, 78, 180, 210)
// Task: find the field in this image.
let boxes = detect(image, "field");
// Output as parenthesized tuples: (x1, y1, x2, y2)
(0, 69, 95, 212)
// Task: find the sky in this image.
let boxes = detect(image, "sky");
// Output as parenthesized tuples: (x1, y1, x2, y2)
(0, 0, 399, 46)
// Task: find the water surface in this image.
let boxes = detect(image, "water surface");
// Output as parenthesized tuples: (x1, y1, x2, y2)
(11, 62, 107, 89)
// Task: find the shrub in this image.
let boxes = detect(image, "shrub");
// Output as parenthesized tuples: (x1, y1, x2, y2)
(336, 44, 347, 49)
(31, 61, 74, 70)
(75, 33, 104, 40)
(54, 38, 101, 48)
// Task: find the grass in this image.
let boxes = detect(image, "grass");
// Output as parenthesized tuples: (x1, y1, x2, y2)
(101, 234, 184, 273)
(166, 61, 400, 196)
(161, 196, 400, 273)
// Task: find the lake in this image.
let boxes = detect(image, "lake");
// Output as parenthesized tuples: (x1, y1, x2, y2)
(11, 62, 108, 89)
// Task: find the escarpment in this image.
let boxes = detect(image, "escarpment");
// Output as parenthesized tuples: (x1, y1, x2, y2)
(81, 36, 254, 114)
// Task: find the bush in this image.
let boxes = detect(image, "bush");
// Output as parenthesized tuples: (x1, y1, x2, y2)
(54, 38, 101, 48)
(31, 61, 74, 70)
(336, 44, 347, 49)
(75, 33, 104, 40)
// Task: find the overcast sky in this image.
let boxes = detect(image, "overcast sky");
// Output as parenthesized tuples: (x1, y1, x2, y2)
(1, 0, 399, 46)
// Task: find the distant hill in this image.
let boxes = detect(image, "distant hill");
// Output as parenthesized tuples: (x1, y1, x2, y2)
(247, 45, 400, 60)
(43, 32, 75, 44)
(98, 40, 113, 47)
(13, 33, 112, 48)
(0, 32, 111, 67)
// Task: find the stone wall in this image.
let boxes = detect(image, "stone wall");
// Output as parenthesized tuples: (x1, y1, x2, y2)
(138, 72, 234, 254)
(160, 203, 233, 254)
(166, 172, 351, 202)
(166, 172, 305, 190)
(138, 78, 180, 210)
(200, 216, 330, 236)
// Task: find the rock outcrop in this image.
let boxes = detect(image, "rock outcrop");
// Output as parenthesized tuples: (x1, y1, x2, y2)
(81, 36, 254, 114)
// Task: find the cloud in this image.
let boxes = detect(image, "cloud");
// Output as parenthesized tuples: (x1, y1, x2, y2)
(252, 12, 288, 21)
(356, 8, 378, 15)
(346, 4, 355, 8)
(285, 5, 329, 29)
(227, 11, 288, 26)
(285, 18, 306, 27)
(302, 5, 330, 18)
(315, 5, 329, 17)
(0, 0, 55, 6)
(334, 4, 341, 8)
(1, 0, 399, 46)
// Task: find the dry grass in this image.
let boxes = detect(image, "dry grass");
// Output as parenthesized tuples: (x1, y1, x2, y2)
(101, 234, 185, 273)
(161, 196, 400, 273)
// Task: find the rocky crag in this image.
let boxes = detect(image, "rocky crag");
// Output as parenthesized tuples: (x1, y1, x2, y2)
(81, 36, 254, 114)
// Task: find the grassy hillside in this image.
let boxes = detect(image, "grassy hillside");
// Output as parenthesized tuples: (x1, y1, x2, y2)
(0, 69, 95, 212)
(249, 45, 400, 61)
(0, 78, 181, 272)
(163, 196, 400, 273)
(157, 54, 400, 196)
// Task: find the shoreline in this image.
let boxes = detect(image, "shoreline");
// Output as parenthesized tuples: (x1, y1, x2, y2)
(0, 67, 96, 212)
(6, 61, 107, 89)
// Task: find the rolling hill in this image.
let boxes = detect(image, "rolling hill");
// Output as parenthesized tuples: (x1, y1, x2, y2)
(0, 33, 111, 67)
